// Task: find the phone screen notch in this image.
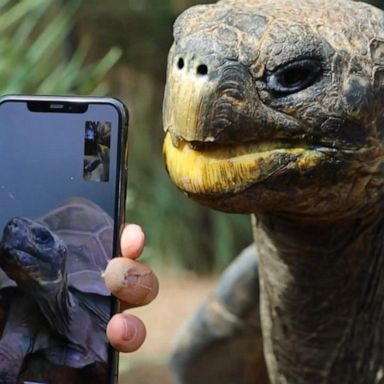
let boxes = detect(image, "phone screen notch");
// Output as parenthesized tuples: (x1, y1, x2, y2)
(27, 101, 88, 113)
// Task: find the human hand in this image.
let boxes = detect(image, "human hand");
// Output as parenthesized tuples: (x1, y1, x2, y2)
(103, 224, 159, 352)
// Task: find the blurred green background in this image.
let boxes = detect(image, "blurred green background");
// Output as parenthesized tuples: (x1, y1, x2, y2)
(1, 0, 382, 276)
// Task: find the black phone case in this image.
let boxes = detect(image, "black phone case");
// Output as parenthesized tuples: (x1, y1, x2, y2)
(0, 95, 128, 384)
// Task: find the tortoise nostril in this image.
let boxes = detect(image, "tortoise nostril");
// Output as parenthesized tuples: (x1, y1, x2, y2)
(177, 58, 184, 70)
(9, 220, 19, 231)
(197, 64, 208, 76)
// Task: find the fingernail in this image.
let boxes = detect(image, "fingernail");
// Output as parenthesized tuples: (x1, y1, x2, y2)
(122, 318, 137, 341)
(126, 224, 144, 243)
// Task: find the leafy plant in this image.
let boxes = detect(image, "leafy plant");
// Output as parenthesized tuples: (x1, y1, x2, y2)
(0, 0, 121, 95)
(366, 0, 383, 9)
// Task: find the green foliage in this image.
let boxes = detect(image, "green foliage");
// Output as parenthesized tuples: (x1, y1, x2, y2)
(365, 0, 383, 9)
(0, 0, 121, 95)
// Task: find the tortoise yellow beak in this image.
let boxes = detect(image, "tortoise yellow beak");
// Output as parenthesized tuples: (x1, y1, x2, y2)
(163, 132, 324, 195)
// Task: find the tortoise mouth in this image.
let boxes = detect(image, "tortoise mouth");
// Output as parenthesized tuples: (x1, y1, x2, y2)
(163, 132, 334, 195)
(1, 244, 48, 270)
(170, 134, 336, 156)
(1, 245, 64, 285)
(3, 245, 48, 264)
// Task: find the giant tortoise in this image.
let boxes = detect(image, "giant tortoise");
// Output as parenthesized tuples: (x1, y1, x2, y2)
(0, 198, 112, 383)
(162, 0, 384, 383)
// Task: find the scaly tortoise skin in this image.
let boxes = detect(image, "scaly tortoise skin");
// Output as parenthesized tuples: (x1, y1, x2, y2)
(162, 0, 384, 383)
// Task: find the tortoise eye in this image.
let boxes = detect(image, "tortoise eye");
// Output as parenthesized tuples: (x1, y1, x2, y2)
(267, 58, 323, 96)
(33, 227, 53, 245)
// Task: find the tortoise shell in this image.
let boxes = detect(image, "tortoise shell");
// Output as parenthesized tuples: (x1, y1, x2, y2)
(39, 197, 113, 297)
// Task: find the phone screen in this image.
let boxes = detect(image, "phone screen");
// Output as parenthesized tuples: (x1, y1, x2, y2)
(0, 97, 126, 384)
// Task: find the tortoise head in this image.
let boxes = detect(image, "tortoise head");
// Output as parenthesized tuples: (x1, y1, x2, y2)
(0, 217, 67, 287)
(163, 0, 384, 219)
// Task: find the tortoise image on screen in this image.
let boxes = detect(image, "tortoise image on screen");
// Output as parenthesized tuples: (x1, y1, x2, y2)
(0, 198, 112, 383)
(163, 0, 384, 383)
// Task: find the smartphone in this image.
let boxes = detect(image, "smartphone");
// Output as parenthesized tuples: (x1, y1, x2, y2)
(0, 95, 128, 384)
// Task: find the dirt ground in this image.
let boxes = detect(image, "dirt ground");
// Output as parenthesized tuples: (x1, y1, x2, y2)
(118, 271, 217, 384)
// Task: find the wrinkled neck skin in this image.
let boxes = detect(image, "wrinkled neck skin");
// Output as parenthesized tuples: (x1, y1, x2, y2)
(253, 202, 384, 384)
(23, 274, 72, 338)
